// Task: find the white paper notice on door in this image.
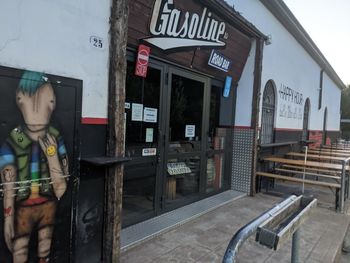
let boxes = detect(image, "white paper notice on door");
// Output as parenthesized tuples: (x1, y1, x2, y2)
(185, 125, 195, 138)
(146, 128, 154, 143)
(132, 103, 143, 121)
(142, 148, 157, 156)
(143, 107, 158, 123)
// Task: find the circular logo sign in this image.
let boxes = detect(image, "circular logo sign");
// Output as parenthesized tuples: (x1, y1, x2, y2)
(137, 49, 149, 66)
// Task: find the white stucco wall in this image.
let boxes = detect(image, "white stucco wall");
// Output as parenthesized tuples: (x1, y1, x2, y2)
(235, 40, 256, 127)
(322, 74, 342, 131)
(0, 0, 111, 119)
(226, 0, 341, 131)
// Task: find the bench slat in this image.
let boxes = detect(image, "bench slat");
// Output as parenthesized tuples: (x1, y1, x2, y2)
(263, 156, 345, 171)
(281, 164, 340, 175)
(274, 168, 341, 180)
(256, 172, 341, 189)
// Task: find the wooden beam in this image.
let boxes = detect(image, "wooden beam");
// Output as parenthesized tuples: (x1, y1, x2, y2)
(104, 0, 128, 262)
(250, 38, 265, 196)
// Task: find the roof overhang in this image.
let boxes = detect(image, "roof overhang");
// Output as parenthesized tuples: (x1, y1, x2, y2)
(199, 0, 268, 40)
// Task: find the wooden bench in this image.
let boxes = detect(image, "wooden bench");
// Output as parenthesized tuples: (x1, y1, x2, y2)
(314, 147, 350, 154)
(256, 172, 341, 188)
(262, 156, 348, 171)
(286, 152, 347, 162)
(281, 164, 341, 176)
(256, 171, 340, 208)
(274, 168, 341, 181)
(307, 150, 350, 158)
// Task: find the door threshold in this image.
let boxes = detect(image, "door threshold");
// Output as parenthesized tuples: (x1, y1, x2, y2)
(121, 190, 246, 251)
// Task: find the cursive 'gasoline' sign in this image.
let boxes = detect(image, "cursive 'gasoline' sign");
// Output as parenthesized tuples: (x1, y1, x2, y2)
(144, 0, 228, 51)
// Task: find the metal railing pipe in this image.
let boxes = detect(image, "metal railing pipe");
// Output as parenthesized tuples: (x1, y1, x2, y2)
(291, 229, 300, 263)
(340, 157, 350, 213)
(222, 195, 298, 263)
(346, 157, 350, 200)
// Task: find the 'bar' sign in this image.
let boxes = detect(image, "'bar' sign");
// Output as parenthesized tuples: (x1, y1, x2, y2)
(208, 50, 231, 72)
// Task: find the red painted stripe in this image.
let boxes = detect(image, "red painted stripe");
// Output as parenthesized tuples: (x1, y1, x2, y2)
(81, 117, 108, 125)
(274, 128, 302, 132)
(273, 128, 340, 132)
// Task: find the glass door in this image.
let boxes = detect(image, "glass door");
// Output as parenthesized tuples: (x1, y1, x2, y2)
(163, 69, 209, 209)
(122, 58, 233, 225)
(122, 60, 163, 227)
(205, 84, 227, 193)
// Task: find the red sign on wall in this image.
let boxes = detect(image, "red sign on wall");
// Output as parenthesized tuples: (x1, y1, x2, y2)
(135, 44, 151, 78)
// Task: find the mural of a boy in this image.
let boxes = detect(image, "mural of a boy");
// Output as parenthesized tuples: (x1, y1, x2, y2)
(0, 71, 69, 263)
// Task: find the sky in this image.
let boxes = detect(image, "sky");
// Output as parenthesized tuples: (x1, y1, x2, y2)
(283, 0, 350, 86)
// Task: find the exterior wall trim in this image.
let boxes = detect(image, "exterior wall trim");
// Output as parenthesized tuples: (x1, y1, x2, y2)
(81, 117, 108, 125)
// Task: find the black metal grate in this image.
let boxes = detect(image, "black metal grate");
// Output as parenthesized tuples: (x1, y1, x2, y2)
(322, 108, 328, 144)
(302, 98, 310, 141)
(261, 81, 276, 144)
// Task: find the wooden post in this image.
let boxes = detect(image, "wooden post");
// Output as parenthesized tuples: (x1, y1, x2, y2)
(250, 38, 264, 196)
(104, 0, 128, 262)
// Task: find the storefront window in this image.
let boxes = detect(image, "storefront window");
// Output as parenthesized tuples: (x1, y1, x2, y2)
(122, 61, 161, 227)
(165, 74, 204, 204)
(206, 85, 226, 193)
(169, 74, 203, 149)
(125, 62, 160, 154)
(166, 156, 200, 201)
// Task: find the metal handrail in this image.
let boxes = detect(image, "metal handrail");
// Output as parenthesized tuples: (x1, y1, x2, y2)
(259, 141, 299, 149)
(222, 195, 298, 263)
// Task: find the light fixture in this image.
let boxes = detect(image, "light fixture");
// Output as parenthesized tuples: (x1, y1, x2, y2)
(265, 34, 272, 45)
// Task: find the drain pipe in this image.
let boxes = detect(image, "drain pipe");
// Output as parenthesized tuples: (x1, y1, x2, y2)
(222, 195, 298, 263)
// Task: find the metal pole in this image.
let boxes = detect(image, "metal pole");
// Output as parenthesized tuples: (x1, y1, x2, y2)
(340, 158, 350, 213)
(291, 229, 300, 263)
(302, 146, 308, 194)
(340, 162, 345, 213)
(347, 159, 350, 200)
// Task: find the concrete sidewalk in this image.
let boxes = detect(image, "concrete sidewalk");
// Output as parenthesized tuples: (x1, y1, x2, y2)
(121, 193, 350, 263)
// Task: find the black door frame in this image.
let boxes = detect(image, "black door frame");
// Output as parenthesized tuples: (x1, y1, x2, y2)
(124, 54, 166, 223)
(261, 80, 276, 145)
(125, 51, 234, 218)
(161, 67, 210, 212)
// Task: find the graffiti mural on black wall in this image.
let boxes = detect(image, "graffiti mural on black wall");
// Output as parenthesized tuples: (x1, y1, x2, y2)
(0, 67, 81, 263)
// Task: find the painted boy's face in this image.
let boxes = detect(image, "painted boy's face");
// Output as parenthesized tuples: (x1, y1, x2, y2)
(16, 83, 56, 132)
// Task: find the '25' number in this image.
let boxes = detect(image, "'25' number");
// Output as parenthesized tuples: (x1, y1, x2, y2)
(90, 36, 103, 49)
